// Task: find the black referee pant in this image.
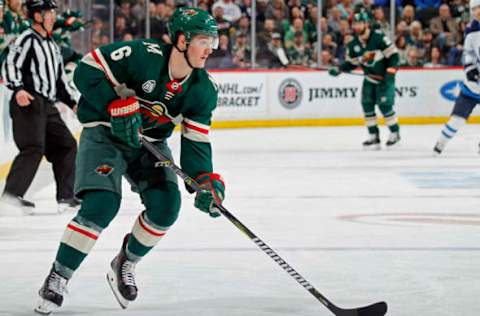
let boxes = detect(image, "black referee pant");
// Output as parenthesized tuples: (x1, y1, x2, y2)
(4, 92, 77, 201)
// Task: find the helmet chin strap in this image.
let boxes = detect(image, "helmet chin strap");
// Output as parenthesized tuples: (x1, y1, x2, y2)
(174, 43, 198, 70)
(35, 11, 52, 36)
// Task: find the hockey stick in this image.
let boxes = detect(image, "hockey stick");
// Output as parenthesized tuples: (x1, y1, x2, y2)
(140, 137, 388, 316)
(316, 66, 384, 81)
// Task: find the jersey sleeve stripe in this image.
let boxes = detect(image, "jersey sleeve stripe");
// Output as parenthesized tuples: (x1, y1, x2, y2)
(383, 45, 397, 58)
(80, 52, 104, 71)
(91, 48, 121, 87)
(183, 118, 210, 134)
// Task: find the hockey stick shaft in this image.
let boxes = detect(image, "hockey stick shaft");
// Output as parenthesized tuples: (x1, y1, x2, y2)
(140, 137, 352, 315)
(316, 66, 385, 80)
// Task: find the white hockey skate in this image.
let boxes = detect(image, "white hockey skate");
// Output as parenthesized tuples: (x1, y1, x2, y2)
(386, 132, 401, 148)
(107, 234, 138, 309)
(433, 142, 444, 155)
(35, 267, 68, 315)
(57, 198, 81, 214)
(362, 134, 381, 150)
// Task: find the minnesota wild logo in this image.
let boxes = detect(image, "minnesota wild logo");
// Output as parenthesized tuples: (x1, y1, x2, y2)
(95, 164, 114, 176)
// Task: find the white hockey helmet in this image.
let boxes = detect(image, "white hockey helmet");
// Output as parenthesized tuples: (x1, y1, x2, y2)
(471, 0, 480, 10)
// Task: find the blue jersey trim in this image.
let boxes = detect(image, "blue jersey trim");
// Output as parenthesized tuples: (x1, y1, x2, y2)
(459, 82, 480, 101)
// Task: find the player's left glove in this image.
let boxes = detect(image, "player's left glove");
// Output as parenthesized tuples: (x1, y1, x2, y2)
(194, 173, 225, 218)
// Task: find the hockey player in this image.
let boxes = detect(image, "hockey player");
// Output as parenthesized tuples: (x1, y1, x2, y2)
(35, 7, 225, 314)
(433, 0, 480, 154)
(329, 12, 400, 149)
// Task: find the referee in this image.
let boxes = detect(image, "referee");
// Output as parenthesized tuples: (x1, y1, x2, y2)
(1, 0, 79, 214)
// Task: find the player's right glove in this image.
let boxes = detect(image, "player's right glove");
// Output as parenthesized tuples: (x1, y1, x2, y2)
(107, 97, 142, 148)
(328, 67, 341, 77)
(465, 65, 479, 82)
(194, 172, 225, 218)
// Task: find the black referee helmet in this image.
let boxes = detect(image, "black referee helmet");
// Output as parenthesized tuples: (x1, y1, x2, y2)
(26, 0, 57, 18)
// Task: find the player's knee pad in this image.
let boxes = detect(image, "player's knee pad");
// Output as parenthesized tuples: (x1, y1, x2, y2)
(142, 182, 181, 228)
(76, 190, 121, 229)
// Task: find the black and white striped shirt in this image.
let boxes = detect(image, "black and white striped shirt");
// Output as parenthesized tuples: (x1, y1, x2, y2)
(2, 28, 76, 107)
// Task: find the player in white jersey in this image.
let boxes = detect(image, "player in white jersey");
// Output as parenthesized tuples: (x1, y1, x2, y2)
(433, 0, 480, 154)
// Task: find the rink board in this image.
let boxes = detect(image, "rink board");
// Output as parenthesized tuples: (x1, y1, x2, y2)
(0, 68, 476, 168)
(212, 67, 475, 123)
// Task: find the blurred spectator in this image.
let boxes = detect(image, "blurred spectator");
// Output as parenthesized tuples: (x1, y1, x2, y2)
(287, 31, 312, 66)
(266, 0, 289, 21)
(429, 4, 458, 50)
(213, 6, 232, 37)
(321, 49, 334, 66)
(288, 0, 308, 17)
(212, 0, 242, 24)
(402, 47, 423, 67)
(117, 1, 138, 35)
(269, 32, 289, 67)
(416, 29, 434, 63)
(141, 2, 169, 42)
(123, 33, 134, 41)
(239, 0, 253, 18)
(373, 7, 389, 34)
(304, 6, 319, 43)
(337, 0, 354, 19)
(410, 21, 423, 47)
(401, 5, 416, 27)
(395, 21, 412, 44)
(232, 15, 251, 46)
(395, 34, 409, 65)
(114, 15, 133, 42)
(232, 32, 251, 68)
(284, 18, 308, 49)
(206, 34, 235, 68)
(424, 46, 444, 67)
(272, 7, 289, 35)
(322, 33, 338, 58)
(257, 18, 275, 50)
(131, 0, 146, 22)
(328, 7, 343, 33)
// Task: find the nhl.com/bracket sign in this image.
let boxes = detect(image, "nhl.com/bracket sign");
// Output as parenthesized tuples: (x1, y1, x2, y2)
(278, 78, 303, 110)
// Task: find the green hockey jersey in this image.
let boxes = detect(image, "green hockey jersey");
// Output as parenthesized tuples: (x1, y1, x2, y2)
(340, 30, 399, 83)
(73, 39, 219, 179)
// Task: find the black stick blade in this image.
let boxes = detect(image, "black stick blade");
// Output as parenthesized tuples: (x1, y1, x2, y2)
(333, 301, 388, 316)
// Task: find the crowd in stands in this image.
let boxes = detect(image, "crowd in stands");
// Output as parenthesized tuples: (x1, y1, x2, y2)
(0, 0, 471, 70)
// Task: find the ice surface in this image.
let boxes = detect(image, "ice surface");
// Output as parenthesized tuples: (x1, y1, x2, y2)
(0, 124, 479, 316)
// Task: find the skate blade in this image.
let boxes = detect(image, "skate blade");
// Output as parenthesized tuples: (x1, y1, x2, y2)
(363, 144, 381, 151)
(0, 201, 34, 216)
(57, 204, 80, 214)
(34, 297, 59, 315)
(385, 142, 401, 150)
(107, 270, 129, 309)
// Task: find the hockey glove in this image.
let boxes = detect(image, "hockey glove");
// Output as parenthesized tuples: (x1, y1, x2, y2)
(328, 67, 341, 77)
(466, 67, 479, 82)
(194, 173, 225, 218)
(108, 97, 142, 148)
